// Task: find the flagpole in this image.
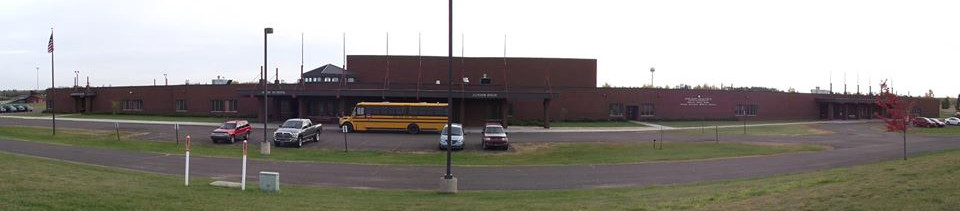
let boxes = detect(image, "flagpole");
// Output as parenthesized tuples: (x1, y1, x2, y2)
(50, 28, 56, 136)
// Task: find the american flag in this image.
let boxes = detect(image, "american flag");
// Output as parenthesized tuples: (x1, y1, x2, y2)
(47, 34, 54, 53)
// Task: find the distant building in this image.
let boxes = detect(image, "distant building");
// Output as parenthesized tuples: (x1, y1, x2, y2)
(12, 91, 45, 104)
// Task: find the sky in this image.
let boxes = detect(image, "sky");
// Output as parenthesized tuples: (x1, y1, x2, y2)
(1, 0, 958, 98)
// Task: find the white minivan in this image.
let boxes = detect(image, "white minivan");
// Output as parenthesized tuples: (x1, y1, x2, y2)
(438, 123, 464, 150)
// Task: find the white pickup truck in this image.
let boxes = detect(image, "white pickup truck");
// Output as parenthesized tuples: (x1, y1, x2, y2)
(273, 119, 323, 148)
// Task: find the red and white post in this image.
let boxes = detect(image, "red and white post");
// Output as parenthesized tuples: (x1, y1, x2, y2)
(241, 139, 248, 191)
(184, 135, 191, 186)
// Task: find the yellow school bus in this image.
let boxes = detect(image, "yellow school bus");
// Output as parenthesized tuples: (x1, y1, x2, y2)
(338, 102, 449, 134)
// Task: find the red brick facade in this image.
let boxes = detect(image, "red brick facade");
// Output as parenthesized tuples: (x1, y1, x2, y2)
(46, 55, 940, 125)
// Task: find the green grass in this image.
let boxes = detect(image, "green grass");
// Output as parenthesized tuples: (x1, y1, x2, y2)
(26, 113, 244, 123)
(0, 126, 823, 166)
(651, 119, 817, 128)
(657, 124, 834, 136)
(548, 121, 646, 127)
(2, 147, 959, 210)
(910, 126, 960, 135)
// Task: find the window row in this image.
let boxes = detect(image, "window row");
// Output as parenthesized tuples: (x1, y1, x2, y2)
(735, 104, 758, 116)
(122, 99, 143, 111)
(211, 100, 239, 112)
(355, 106, 448, 117)
(305, 77, 355, 83)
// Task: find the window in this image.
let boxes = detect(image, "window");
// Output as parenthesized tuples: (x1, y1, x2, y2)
(480, 78, 492, 85)
(211, 100, 224, 112)
(640, 103, 655, 116)
(175, 100, 187, 112)
(347, 77, 355, 83)
(409, 106, 448, 117)
(911, 106, 921, 116)
(735, 104, 758, 116)
(226, 100, 238, 112)
(212, 100, 237, 112)
(609, 103, 624, 117)
(122, 99, 143, 111)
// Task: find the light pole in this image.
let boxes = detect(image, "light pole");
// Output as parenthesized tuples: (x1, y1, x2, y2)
(440, 0, 458, 194)
(262, 27, 273, 155)
(163, 73, 168, 86)
(649, 67, 655, 88)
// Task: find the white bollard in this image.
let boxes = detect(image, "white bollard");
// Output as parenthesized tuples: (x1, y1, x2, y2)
(185, 135, 191, 186)
(242, 140, 248, 191)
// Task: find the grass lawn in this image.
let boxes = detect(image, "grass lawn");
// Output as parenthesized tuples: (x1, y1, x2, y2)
(651, 119, 817, 128)
(661, 124, 834, 136)
(1, 148, 958, 210)
(910, 125, 960, 136)
(0, 126, 823, 166)
(549, 121, 646, 127)
(15, 113, 245, 123)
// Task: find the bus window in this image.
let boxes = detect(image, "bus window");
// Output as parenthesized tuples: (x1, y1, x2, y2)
(355, 107, 364, 116)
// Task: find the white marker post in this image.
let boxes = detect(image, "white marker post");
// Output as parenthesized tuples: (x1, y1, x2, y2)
(184, 135, 190, 186)
(241, 139, 248, 191)
(342, 125, 349, 152)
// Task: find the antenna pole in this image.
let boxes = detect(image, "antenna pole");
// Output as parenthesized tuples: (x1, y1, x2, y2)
(417, 33, 422, 101)
(300, 32, 304, 86)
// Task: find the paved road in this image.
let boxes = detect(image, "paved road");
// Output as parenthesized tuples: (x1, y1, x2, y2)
(2, 118, 960, 190)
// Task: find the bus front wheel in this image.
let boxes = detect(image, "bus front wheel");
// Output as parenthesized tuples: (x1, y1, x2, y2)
(407, 124, 420, 135)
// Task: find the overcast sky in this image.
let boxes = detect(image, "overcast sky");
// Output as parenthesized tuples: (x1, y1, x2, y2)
(2, 0, 958, 98)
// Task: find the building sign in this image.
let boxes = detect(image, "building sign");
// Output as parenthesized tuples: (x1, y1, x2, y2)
(264, 90, 286, 95)
(681, 95, 716, 106)
(471, 93, 499, 98)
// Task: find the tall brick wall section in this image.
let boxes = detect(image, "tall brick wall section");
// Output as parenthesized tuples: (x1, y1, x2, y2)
(346, 55, 597, 90)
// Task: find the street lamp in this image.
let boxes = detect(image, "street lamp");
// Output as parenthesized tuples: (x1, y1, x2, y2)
(163, 73, 168, 86)
(440, 0, 458, 194)
(262, 27, 273, 155)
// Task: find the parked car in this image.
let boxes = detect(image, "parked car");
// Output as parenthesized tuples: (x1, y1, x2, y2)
(913, 117, 934, 128)
(273, 119, 322, 148)
(927, 118, 946, 128)
(22, 105, 33, 112)
(481, 123, 509, 150)
(0, 106, 6, 113)
(13, 105, 26, 112)
(210, 120, 252, 144)
(2, 105, 17, 112)
(438, 123, 465, 150)
(945, 117, 960, 126)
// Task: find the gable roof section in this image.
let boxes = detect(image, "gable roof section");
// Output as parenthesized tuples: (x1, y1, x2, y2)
(303, 64, 353, 77)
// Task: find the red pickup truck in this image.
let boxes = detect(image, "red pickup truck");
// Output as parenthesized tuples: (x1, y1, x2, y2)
(210, 120, 252, 144)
